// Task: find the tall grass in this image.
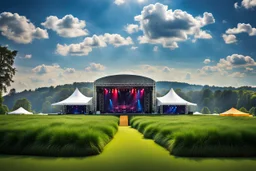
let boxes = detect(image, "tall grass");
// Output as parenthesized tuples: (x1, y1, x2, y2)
(130, 116, 256, 157)
(0, 115, 119, 157)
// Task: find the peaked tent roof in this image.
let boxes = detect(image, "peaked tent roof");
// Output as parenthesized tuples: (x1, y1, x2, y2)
(52, 88, 92, 106)
(157, 88, 197, 106)
(220, 107, 252, 117)
(8, 107, 33, 115)
(194, 111, 202, 114)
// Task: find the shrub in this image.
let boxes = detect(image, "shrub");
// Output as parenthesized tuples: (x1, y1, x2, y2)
(239, 107, 248, 113)
(201, 107, 211, 114)
(0, 115, 119, 157)
(249, 107, 256, 115)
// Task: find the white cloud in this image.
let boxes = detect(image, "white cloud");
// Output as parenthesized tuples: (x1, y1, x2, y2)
(235, 0, 256, 9)
(153, 46, 158, 52)
(114, 0, 147, 5)
(131, 46, 138, 50)
(41, 15, 88, 38)
(246, 67, 254, 71)
(217, 54, 256, 69)
(32, 64, 60, 75)
(24, 54, 32, 59)
(226, 23, 256, 36)
(48, 78, 55, 84)
(230, 72, 245, 78)
(162, 66, 173, 73)
(0, 12, 48, 44)
(64, 68, 75, 74)
(203, 59, 211, 64)
(114, 0, 125, 5)
(85, 63, 106, 72)
(125, 24, 139, 34)
(30, 77, 44, 83)
(222, 20, 227, 24)
(234, 2, 240, 9)
(222, 34, 237, 44)
(134, 3, 215, 50)
(56, 34, 133, 56)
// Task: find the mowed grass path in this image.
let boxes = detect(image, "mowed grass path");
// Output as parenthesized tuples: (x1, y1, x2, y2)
(1, 127, 256, 171)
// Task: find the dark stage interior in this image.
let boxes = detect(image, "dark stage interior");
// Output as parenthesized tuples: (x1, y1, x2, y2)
(96, 87, 153, 113)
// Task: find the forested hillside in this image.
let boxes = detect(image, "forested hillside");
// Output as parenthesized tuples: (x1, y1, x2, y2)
(3, 81, 256, 113)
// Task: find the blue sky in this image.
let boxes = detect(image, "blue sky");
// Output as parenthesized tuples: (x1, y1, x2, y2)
(1, 0, 256, 92)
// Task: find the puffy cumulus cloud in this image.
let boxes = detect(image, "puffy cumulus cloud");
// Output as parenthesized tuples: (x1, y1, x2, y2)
(162, 66, 173, 73)
(24, 54, 32, 59)
(41, 15, 88, 38)
(56, 34, 133, 56)
(131, 46, 138, 50)
(32, 64, 60, 75)
(217, 54, 256, 69)
(226, 23, 256, 36)
(125, 24, 139, 34)
(134, 3, 215, 50)
(203, 59, 211, 64)
(222, 34, 237, 44)
(0, 12, 48, 44)
(85, 63, 106, 72)
(230, 72, 245, 78)
(141, 65, 173, 73)
(114, 0, 147, 5)
(246, 67, 254, 71)
(185, 72, 191, 80)
(153, 46, 158, 52)
(64, 68, 75, 74)
(198, 66, 222, 76)
(235, 0, 256, 9)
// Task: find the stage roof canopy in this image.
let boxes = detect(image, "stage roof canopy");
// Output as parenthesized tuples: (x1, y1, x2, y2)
(94, 74, 155, 85)
(8, 107, 33, 115)
(52, 88, 92, 106)
(220, 108, 252, 117)
(157, 88, 197, 106)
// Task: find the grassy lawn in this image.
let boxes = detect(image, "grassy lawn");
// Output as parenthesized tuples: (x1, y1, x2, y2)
(0, 115, 119, 156)
(0, 126, 256, 171)
(130, 115, 256, 157)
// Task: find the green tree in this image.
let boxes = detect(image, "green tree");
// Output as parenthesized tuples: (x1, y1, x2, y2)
(0, 46, 17, 93)
(13, 98, 32, 111)
(201, 107, 211, 114)
(249, 107, 256, 116)
(239, 107, 248, 113)
(42, 101, 51, 113)
(0, 105, 9, 114)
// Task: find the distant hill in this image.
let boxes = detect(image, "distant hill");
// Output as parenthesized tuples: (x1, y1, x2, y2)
(3, 81, 256, 112)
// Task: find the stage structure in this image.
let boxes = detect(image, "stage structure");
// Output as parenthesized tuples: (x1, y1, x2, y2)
(94, 75, 156, 114)
(51, 88, 92, 114)
(157, 88, 197, 114)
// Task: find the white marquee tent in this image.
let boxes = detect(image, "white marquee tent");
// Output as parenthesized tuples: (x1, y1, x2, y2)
(52, 88, 93, 106)
(8, 107, 33, 115)
(157, 88, 197, 106)
(157, 88, 197, 114)
(193, 111, 202, 114)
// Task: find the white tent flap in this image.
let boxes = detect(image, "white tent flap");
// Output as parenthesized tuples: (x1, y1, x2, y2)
(51, 88, 93, 106)
(8, 107, 33, 115)
(157, 88, 197, 106)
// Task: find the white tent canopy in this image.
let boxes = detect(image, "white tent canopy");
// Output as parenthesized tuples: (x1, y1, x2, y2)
(194, 111, 202, 114)
(51, 88, 92, 106)
(8, 107, 33, 115)
(157, 88, 197, 106)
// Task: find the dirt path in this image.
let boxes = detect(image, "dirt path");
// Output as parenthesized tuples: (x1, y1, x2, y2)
(0, 127, 256, 171)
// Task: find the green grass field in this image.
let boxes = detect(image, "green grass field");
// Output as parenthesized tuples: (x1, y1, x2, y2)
(0, 126, 256, 171)
(0, 115, 119, 157)
(130, 115, 256, 157)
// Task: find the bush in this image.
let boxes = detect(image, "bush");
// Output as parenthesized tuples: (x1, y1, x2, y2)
(131, 116, 256, 157)
(239, 107, 248, 113)
(249, 107, 256, 116)
(0, 105, 8, 114)
(201, 107, 211, 114)
(0, 115, 119, 157)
